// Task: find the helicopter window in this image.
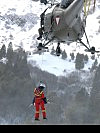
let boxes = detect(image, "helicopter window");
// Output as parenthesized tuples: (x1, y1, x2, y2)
(40, 0, 48, 5)
(55, 4, 60, 7)
(61, 0, 74, 9)
(51, 16, 54, 25)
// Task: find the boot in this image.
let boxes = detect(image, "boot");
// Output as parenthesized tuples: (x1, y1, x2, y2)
(35, 118, 40, 121)
(37, 36, 42, 40)
(43, 117, 47, 120)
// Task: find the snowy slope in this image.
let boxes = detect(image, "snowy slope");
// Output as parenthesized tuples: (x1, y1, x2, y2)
(0, 0, 47, 50)
(0, 0, 100, 76)
(28, 52, 76, 76)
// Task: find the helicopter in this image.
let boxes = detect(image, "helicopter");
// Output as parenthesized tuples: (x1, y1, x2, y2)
(36, 0, 99, 56)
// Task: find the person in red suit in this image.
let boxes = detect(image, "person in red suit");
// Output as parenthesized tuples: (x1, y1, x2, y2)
(33, 83, 47, 121)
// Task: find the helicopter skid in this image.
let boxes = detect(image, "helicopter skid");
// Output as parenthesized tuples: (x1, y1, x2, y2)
(85, 46, 100, 54)
(37, 43, 48, 51)
(37, 46, 48, 51)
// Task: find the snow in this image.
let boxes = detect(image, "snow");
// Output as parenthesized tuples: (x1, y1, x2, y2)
(28, 52, 75, 76)
(0, 0, 100, 76)
(0, 58, 7, 64)
(0, 0, 47, 50)
(85, 1, 100, 50)
(0, 0, 35, 16)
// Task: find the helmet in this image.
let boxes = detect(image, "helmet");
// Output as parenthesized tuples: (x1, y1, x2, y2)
(38, 82, 46, 90)
(39, 83, 46, 88)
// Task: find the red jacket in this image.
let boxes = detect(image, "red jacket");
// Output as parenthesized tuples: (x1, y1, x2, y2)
(34, 88, 45, 104)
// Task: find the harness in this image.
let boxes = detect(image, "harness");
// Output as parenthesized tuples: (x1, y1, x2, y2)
(34, 88, 43, 98)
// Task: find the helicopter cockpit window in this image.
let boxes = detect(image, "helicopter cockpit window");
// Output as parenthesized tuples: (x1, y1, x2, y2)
(61, 0, 74, 9)
(40, 0, 48, 5)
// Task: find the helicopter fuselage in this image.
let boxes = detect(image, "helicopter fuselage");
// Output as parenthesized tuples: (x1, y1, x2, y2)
(43, 0, 86, 43)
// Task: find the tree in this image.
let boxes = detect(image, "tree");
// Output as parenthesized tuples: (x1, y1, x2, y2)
(50, 46, 55, 55)
(84, 54, 88, 63)
(0, 44, 6, 59)
(62, 50, 67, 60)
(75, 87, 89, 104)
(75, 53, 84, 70)
(6, 42, 14, 69)
(13, 47, 30, 79)
(6, 42, 13, 62)
(88, 64, 100, 124)
(70, 52, 75, 60)
(91, 55, 95, 60)
(90, 59, 98, 72)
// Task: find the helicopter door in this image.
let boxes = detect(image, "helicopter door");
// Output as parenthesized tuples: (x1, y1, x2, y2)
(44, 13, 55, 39)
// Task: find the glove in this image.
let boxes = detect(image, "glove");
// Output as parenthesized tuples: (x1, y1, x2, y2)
(47, 99, 50, 104)
(32, 97, 35, 105)
(43, 97, 47, 104)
